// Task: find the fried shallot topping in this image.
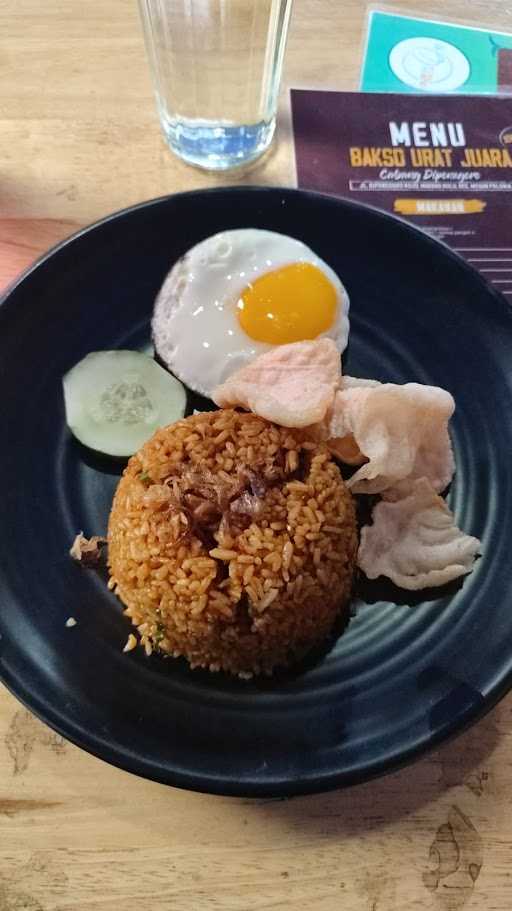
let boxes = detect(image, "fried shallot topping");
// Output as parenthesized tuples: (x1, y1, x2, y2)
(139, 452, 309, 547)
(69, 532, 108, 566)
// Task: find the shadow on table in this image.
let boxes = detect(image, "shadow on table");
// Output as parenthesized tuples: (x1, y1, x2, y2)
(240, 703, 502, 838)
(43, 690, 505, 869)
(82, 697, 502, 843)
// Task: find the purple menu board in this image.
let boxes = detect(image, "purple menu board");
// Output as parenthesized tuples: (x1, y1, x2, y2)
(291, 90, 512, 303)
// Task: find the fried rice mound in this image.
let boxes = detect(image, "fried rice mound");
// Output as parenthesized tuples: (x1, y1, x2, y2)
(108, 409, 358, 677)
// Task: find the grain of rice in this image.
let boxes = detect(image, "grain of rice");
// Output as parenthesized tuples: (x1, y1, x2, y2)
(209, 548, 239, 561)
(258, 588, 279, 610)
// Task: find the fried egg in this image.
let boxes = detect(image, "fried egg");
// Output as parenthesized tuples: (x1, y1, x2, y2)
(152, 229, 350, 398)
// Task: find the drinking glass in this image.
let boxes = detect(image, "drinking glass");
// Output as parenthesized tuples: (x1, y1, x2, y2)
(138, 0, 293, 170)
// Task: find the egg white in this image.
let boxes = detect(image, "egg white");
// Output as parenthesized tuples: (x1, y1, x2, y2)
(152, 229, 350, 398)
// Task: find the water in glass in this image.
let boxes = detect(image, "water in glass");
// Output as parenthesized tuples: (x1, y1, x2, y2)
(138, 0, 293, 170)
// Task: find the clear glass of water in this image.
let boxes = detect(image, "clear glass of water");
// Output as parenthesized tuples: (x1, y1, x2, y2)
(138, 0, 293, 171)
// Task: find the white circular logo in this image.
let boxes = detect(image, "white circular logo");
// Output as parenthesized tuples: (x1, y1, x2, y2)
(389, 37, 470, 92)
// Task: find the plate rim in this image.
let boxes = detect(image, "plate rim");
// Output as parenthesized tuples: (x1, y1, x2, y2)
(2, 655, 511, 797)
(1, 185, 508, 316)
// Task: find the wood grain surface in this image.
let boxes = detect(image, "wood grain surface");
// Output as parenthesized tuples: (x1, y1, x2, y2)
(2, 1, 512, 909)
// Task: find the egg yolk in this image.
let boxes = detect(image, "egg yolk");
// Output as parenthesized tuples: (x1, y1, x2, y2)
(237, 262, 337, 344)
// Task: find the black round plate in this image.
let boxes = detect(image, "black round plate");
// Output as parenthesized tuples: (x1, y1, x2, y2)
(1, 187, 511, 797)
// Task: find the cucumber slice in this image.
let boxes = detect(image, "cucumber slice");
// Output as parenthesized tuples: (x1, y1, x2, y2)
(63, 350, 186, 457)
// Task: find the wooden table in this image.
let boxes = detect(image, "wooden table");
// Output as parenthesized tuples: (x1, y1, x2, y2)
(2, 2, 512, 908)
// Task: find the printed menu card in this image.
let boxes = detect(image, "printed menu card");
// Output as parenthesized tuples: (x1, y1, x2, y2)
(291, 90, 512, 302)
